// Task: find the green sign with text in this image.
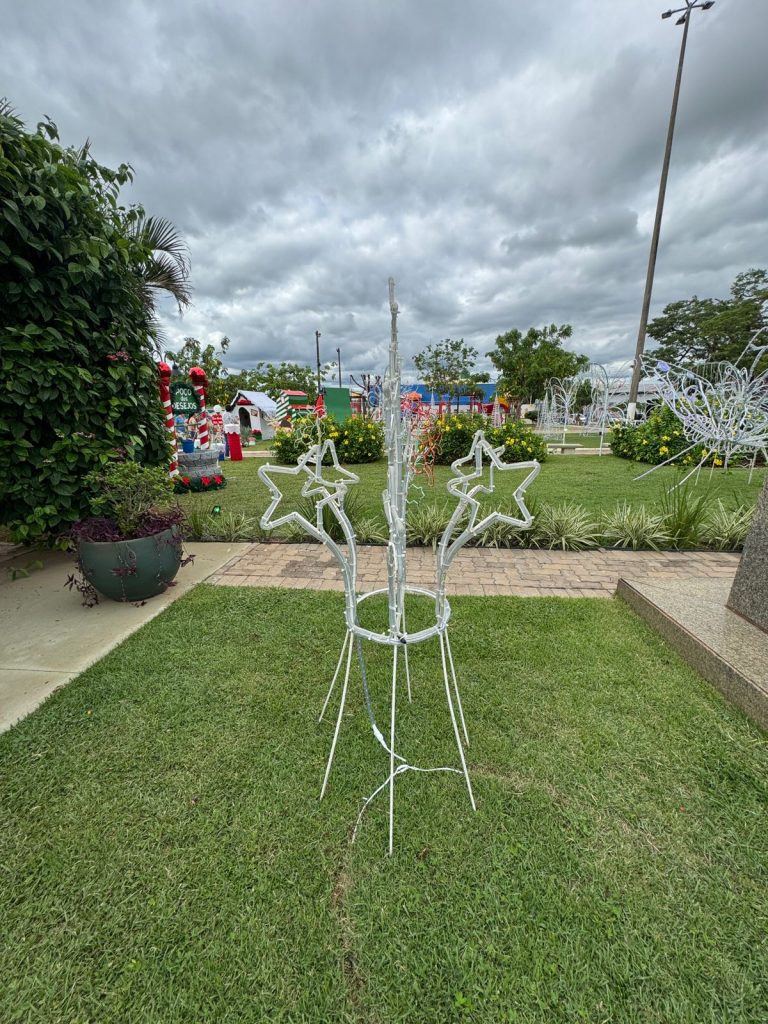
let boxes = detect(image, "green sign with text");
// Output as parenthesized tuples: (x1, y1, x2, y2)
(171, 383, 201, 415)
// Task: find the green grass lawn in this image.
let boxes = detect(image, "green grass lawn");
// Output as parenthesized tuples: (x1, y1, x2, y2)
(561, 432, 609, 448)
(1, 586, 766, 1022)
(180, 454, 766, 538)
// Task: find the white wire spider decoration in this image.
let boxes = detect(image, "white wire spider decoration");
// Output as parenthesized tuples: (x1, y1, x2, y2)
(639, 328, 768, 486)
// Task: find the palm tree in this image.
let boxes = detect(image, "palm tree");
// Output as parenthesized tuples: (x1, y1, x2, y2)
(128, 213, 191, 314)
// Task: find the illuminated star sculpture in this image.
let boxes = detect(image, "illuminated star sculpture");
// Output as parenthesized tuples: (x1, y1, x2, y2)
(258, 279, 540, 854)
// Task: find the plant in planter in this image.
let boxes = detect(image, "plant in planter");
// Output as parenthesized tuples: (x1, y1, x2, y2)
(66, 462, 193, 605)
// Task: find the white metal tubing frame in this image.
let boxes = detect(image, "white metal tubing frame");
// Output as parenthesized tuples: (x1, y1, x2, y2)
(637, 328, 768, 488)
(258, 279, 539, 853)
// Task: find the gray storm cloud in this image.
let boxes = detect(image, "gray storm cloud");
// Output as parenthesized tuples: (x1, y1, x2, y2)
(4, 0, 767, 378)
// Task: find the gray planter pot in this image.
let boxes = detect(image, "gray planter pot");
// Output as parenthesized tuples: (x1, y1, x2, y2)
(78, 527, 182, 602)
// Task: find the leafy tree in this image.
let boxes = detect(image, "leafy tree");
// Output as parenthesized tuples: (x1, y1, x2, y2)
(252, 360, 327, 402)
(487, 324, 588, 416)
(413, 338, 478, 413)
(165, 336, 230, 405)
(0, 103, 185, 542)
(648, 268, 768, 369)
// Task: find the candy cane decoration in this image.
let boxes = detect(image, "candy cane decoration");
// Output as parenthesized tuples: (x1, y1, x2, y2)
(189, 367, 209, 449)
(157, 362, 179, 477)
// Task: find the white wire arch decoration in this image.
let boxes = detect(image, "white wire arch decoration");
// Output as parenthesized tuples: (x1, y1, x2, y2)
(258, 279, 540, 854)
(638, 327, 768, 488)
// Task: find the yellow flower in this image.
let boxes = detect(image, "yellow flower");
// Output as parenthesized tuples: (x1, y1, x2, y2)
(713, 458, 723, 467)
(662, 435, 670, 441)
(444, 427, 450, 432)
(642, 439, 649, 445)
(659, 445, 669, 455)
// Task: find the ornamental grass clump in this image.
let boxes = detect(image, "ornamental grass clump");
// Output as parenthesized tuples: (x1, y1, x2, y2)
(658, 482, 712, 549)
(405, 503, 467, 550)
(699, 501, 755, 551)
(530, 502, 599, 551)
(600, 502, 670, 551)
(471, 502, 532, 549)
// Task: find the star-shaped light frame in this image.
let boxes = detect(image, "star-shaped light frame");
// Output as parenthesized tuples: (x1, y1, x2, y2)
(437, 431, 540, 587)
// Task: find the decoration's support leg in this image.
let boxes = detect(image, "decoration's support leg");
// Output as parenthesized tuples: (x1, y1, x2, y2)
(439, 630, 476, 812)
(319, 631, 355, 801)
(748, 451, 757, 485)
(444, 629, 469, 747)
(388, 644, 399, 855)
(319, 629, 351, 722)
(401, 606, 412, 704)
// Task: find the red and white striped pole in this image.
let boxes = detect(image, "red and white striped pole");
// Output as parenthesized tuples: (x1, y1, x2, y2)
(189, 367, 209, 449)
(158, 362, 179, 477)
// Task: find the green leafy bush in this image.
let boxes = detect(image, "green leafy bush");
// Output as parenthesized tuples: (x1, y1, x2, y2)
(271, 415, 339, 464)
(0, 106, 171, 543)
(271, 415, 383, 465)
(337, 416, 384, 463)
(422, 413, 548, 465)
(610, 406, 726, 468)
(429, 413, 487, 464)
(487, 420, 548, 463)
(86, 461, 174, 537)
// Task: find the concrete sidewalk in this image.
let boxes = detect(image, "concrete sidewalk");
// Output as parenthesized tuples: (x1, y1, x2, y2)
(0, 542, 248, 733)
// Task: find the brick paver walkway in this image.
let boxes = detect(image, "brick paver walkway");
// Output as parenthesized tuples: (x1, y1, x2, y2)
(208, 544, 740, 598)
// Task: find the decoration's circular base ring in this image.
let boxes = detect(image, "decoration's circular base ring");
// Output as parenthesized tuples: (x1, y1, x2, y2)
(347, 586, 450, 646)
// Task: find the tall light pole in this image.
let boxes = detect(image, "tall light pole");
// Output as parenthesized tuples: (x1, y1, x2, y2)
(626, 0, 715, 421)
(336, 347, 342, 388)
(315, 329, 322, 396)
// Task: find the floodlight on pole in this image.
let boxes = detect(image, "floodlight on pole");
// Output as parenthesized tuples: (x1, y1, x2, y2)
(626, 0, 715, 422)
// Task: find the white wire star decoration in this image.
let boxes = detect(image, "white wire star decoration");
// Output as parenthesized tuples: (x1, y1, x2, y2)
(257, 280, 541, 854)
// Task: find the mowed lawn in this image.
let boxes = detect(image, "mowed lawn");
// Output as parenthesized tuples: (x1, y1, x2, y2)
(180, 453, 766, 535)
(1, 586, 766, 1022)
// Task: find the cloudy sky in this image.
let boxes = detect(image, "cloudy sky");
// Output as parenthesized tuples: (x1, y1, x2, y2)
(4, 0, 767, 379)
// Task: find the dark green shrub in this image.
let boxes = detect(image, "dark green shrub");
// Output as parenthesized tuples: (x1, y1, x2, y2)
(271, 414, 341, 465)
(609, 422, 639, 460)
(272, 415, 384, 465)
(610, 406, 724, 468)
(337, 416, 384, 463)
(430, 413, 488, 464)
(487, 420, 548, 463)
(0, 106, 170, 543)
(421, 413, 548, 465)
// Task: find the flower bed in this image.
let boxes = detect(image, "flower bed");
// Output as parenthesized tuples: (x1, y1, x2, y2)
(174, 474, 227, 494)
